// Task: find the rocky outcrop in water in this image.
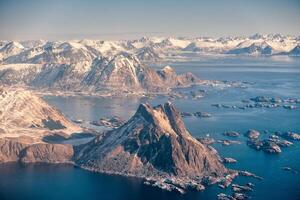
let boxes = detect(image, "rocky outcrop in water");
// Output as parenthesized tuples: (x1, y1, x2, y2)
(246, 135, 293, 154)
(222, 157, 237, 164)
(180, 111, 211, 118)
(217, 140, 241, 146)
(276, 132, 300, 140)
(75, 102, 229, 193)
(223, 131, 240, 137)
(244, 130, 260, 140)
(90, 116, 124, 128)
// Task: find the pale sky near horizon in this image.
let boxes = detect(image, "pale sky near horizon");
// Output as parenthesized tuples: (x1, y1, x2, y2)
(0, 0, 299, 40)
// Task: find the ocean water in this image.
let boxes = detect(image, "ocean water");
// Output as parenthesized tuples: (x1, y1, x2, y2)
(1, 56, 300, 200)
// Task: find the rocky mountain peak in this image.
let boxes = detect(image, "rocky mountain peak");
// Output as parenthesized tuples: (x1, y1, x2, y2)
(75, 102, 227, 191)
(134, 102, 188, 137)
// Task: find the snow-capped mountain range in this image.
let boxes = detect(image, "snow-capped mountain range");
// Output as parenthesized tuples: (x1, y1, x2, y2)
(0, 34, 299, 94)
(0, 34, 299, 63)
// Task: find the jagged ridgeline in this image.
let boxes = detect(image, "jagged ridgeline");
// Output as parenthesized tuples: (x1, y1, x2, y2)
(0, 52, 199, 93)
(75, 102, 228, 192)
(1, 35, 299, 94)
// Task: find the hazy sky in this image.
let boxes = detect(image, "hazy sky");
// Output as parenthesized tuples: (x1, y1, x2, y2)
(0, 0, 299, 40)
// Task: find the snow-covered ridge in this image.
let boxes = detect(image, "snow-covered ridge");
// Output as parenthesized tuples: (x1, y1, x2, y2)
(0, 33, 299, 94)
(0, 86, 82, 139)
(0, 34, 299, 64)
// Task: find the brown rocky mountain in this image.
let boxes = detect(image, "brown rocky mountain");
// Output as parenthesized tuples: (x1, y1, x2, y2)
(75, 102, 228, 193)
(0, 87, 82, 164)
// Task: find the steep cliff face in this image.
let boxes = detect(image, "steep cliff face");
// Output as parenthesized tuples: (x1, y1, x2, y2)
(75, 102, 227, 191)
(0, 137, 31, 163)
(20, 143, 74, 163)
(0, 137, 74, 164)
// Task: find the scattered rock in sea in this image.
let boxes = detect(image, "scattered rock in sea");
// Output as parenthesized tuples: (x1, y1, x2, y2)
(241, 100, 250, 103)
(180, 112, 194, 117)
(268, 137, 293, 147)
(222, 104, 231, 109)
(217, 140, 241, 146)
(196, 137, 215, 145)
(246, 182, 255, 187)
(167, 92, 188, 100)
(213, 96, 299, 112)
(145, 178, 205, 194)
(269, 134, 279, 139)
(218, 182, 254, 200)
(217, 193, 233, 200)
(194, 112, 212, 118)
(283, 105, 297, 110)
(232, 192, 250, 200)
(250, 96, 272, 103)
(181, 111, 212, 118)
(223, 131, 240, 137)
(281, 167, 299, 174)
(276, 131, 300, 140)
(244, 129, 260, 140)
(261, 140, 281, 154)
(238, 171, 263, 180)
(232, 184, 253, 193)
(247, 135, 293, 154)
(246, 139, 263, 150)
(212, 103, 222, 108)
(190, 91, 204, 100)
(218, 171, 239, 189)
(249, 96, 299, 109)
(222, 157, 237, 163)
(284, 98, 300, 103)
(90, 116, 124, 128)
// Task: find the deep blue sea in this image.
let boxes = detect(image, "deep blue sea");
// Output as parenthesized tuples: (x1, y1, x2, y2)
(1, 56, 300, 200)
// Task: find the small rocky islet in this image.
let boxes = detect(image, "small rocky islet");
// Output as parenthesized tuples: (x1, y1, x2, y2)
(90, 116, 124, 128)
(243, 130, 299, 154)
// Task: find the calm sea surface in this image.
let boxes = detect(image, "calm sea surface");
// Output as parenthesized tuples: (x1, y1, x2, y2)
(1, 56, 300, 200)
